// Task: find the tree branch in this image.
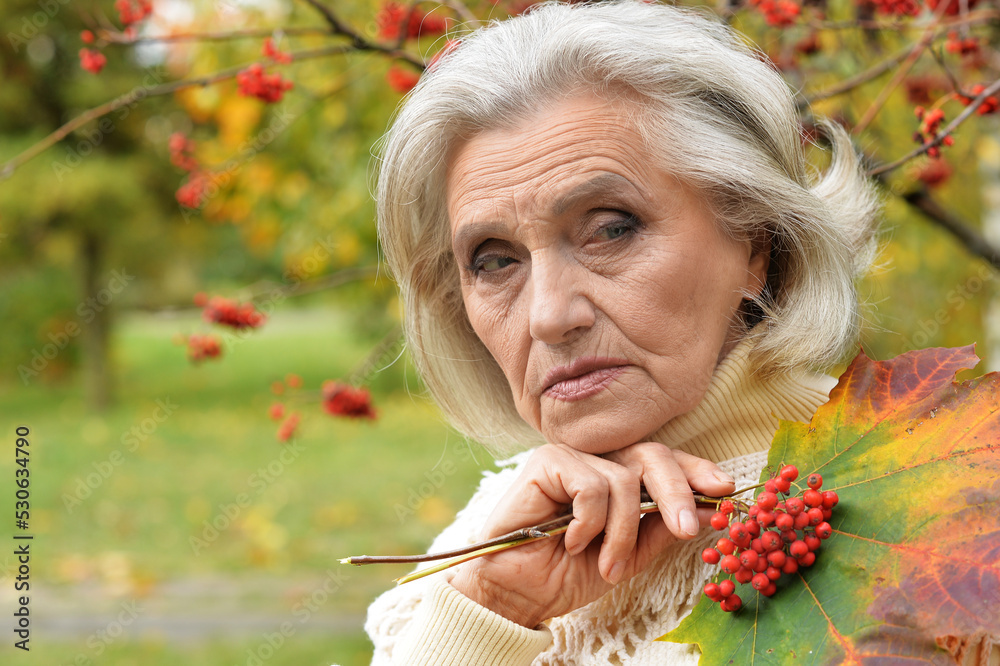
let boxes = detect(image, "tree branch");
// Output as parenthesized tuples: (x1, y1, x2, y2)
(867, 77, 1000, 177)
(899, 188, 1000, 270)
(298, 0, 424, 67)
(0, 39, 422, 180)
(101, 26, 332, 44)
(798, 11, 1000, 110)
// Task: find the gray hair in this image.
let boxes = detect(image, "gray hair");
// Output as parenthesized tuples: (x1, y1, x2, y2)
(375, 0, 878, 453)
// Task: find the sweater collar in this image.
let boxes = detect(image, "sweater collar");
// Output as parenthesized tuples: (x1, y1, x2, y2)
(649, 339, 838, 463)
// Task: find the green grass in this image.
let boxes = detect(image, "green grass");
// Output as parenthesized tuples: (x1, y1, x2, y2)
(0, 308, 491, 665)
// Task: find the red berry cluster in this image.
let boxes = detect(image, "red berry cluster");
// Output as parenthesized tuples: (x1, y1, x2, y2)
(186, 333, 222, 363)
(958, 84, 1000, 116)
(916, 158, 953, 187)
(869, 0, 920, 16)
(115, 0, 153, 27)
(748, 0, 801, 27)
(169, 132, 198, 172)
(200, 295, 267, 329)
(946, 32, 980, 57)
(386, 66, 421, 94)
(262, 38, 293, 64)
(701, 466, 838, 613)
(322, 381, 377, 420)
(927, 0, 982, 16)
(236, 63, 294, 104)
(79, 48, 107, 75)
(912, 107, 954, 158)
(376, 2, 448, 41)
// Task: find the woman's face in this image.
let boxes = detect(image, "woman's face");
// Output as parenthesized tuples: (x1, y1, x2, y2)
(446, 94, 768, 454)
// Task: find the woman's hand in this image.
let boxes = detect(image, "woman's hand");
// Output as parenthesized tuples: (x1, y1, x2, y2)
(449, 442, 736, 628)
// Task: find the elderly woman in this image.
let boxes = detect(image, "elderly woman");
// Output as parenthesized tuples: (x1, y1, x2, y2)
(366, 1, 877, 663)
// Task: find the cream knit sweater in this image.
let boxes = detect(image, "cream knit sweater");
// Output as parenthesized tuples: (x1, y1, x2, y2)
(365, 341, 838, 665)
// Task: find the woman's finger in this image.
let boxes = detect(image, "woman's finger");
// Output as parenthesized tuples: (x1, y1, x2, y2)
(575, 455, 642, 583)
(669, 448, 737, 496)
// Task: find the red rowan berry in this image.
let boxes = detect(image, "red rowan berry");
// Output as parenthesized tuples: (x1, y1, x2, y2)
(779, 464, 798, 481)
(764, 479, 778, 494)
(807, 507, 824, 526)
(760, 531, 782, 552)
(784, 497, 805, 516)
(704, 582, 723, 601)
(735, 567, 754, 584)
(807, 473, 823, 490)
(710, 512, 729, 531)
(803, 489, 823, 507)
(799, 551, 816, 567)
(268, 403, 285, 420)
(757, 491, 778, 512)
(717, 538, 736, 555)
(766, 566, 782, 582)
(816, 522, 833, 539)
(805, 535, 822, 553)
(81, 30, 95, 44)
(721, 594, 742, 612)
(719, 544, 744, 574)
(781, 557, 799, 575)
(702, 548, 721, 565)
(793, 512, 811, 530)
(774, 476, 791, 494)
(762, 582, 778, 597)
(775, 512, 794, 531)
(751, 538, 765, 554)
(780, 529, 797, 544)
(739, 550, 759, 570)
(821, 490, 839, 509)
(729, 522, 749, 544)
(719, 499, 735, 515)
(790, 540, 809, 559)
(745, 519, 761, 538)
(766, 549, 786, 568)
(719, 579, 736, 598)
(751, 573, 770, 590)
(757, 510, 775, 528)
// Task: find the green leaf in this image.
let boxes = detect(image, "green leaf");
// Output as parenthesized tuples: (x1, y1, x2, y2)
(661, 346, 1000, 664)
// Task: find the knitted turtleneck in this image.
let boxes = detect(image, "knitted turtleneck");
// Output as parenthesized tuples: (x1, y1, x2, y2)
(365, 338, 838, 665)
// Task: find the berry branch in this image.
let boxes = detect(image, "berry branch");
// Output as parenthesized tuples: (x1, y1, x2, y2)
(868, 76, 1000, 177)
(0, 43, 350, 180)
(340, 484, 768, 584)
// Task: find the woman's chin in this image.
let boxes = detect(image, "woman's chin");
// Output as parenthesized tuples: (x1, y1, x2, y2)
(541, 417, 659, 455)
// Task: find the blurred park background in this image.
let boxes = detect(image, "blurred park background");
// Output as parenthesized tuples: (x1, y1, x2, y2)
(0, 0, 998, 664)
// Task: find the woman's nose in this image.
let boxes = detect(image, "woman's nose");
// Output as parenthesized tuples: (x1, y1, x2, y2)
(527, 254, 596, 344)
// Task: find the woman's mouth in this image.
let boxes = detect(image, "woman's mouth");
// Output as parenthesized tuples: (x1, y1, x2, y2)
(542, 357, 629, 402)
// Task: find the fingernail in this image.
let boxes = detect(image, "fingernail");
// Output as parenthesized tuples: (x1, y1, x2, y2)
(714, 471, 735, 486)
(608, 561, 626, 584)
(679, 509, 700, 536)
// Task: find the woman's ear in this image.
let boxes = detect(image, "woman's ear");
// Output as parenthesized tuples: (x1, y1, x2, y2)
(745, 231, 771, 301)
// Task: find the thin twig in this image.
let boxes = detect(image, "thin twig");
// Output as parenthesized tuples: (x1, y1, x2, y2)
(101, 26, 332, 44)
(299, 0, 424, 67)
(868, 77, 1000, 177)
(799, 44, 913, 108)
(852, 13, 946, 135)
(0, 44, 354, 180)
(340, 484, 766, 579)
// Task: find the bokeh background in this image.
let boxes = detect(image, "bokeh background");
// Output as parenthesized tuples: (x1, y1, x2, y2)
(0, 0, 997, 664)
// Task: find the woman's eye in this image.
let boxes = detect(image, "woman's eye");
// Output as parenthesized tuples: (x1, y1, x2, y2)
(471, 254, 517, 275)
(594, 215, 640, 241)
